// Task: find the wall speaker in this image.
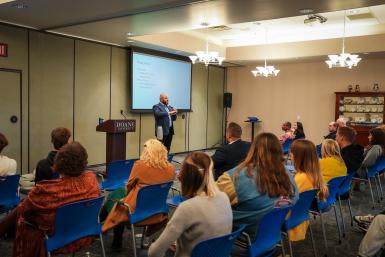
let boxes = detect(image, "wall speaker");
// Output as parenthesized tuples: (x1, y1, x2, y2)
(223, 92, 232, 108)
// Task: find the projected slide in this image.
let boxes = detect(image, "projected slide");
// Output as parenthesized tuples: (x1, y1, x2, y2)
(132, 52, 192, 110)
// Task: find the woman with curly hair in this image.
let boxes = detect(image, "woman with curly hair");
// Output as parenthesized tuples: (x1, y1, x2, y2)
(102, 138, 175, 249)
(0, 141, 100, 257)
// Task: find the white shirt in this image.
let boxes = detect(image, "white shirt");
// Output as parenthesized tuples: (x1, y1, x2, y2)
(0, 155, 17, 176)
(160, 102, 172, 128)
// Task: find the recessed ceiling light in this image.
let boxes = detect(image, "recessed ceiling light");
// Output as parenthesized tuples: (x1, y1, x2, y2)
(299, 8, 314, 14)
(12, 3, 27, 8)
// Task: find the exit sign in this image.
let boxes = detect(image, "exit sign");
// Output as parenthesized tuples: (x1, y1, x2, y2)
(0, 43, 8, 57)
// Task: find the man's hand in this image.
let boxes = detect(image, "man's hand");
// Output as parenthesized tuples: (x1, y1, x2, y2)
(169, 107, 177, 115)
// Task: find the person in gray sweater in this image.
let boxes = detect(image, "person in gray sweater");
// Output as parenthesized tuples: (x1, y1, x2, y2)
(357, 127, 385, 178)
(148, 152, 233, 257)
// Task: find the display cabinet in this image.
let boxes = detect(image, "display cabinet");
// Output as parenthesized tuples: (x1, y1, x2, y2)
(335, 92, 385, 146)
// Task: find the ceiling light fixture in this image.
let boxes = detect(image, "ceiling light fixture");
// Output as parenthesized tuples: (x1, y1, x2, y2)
(189, 22, 225, 66)
(251, 27, 280, 77)
(325, 10, 361, 69)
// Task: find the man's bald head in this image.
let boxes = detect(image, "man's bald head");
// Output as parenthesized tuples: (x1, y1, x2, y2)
(159, 93, 169, 105)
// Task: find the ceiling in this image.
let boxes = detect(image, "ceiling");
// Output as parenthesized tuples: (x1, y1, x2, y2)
(2, 0, 385, 62)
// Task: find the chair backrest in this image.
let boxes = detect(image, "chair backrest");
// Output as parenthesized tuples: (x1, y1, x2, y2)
(45, 196, 104, 252)
(0, 174, 20, 206)
(316, 144, 322, 158)
(285, 189, 318, 230)
(249, 207, 291, 257)
(191, 224, 246, 257)
(129, 181, 173, 224)
(167, 154, 174, 163)
(106, 159, 135, 182)
(338, 173, 355, 196)
(282, 139, 293, 154)
(374, 157, 385, 173)
(317, 176, 345, 211)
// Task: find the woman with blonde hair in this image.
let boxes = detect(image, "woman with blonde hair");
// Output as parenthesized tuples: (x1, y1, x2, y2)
(289, 139, 329, 241)
(102, 138, 175, 249)
(320, 139, 347, 182)
(149, 152, 232, 257)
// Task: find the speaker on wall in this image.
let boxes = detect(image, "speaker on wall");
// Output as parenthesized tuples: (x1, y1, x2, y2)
(223, 92, 232, 108)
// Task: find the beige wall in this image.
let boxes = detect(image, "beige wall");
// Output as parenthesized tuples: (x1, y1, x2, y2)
(227, 58, 385, 144)
(0, 24, 224, 172)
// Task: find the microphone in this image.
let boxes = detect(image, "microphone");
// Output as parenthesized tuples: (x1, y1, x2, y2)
(120, 109, 128, 119)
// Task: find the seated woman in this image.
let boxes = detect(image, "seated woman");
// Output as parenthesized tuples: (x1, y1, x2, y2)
(35, 127, 71, 183)
(289, 139, 328, 241)
(356, 127, 385, 178)
(319, 139, 347, 183)
(217, 132, 298, 255)
(293, 122, 306, 140)
(0, 132, 17, 176)
(102, 139, 175, 249)
(0, 141, 100, 257)
(148, 152, 232, 257)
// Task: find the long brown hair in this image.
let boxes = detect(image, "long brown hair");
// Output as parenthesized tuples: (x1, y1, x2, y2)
(235, 132, 294, 198)
(291, 139, 328, 200)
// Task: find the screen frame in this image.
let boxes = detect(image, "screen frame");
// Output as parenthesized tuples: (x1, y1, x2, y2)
(129, 46, 193, 113)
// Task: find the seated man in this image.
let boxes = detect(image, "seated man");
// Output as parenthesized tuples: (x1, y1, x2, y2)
(336, 126, 364, 173)
(211, 122, 250, 180)
(279, 121, 294, 144)
(0, 132, 17, 176)
(324, 121, 337, 140)
(35, 127, 71, 183)
(357, 214, 385, 257)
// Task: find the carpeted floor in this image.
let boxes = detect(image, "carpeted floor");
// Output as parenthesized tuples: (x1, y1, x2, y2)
(1, 153, 384, 257)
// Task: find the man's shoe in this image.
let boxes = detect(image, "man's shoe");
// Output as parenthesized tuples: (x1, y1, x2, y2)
(353, 214, 375, 225)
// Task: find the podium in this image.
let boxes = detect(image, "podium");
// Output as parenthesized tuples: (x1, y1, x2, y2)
(96, 119, 136, 163)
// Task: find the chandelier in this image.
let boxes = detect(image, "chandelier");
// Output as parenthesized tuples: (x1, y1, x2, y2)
(189, 23, 225, 66)
(251, 59, 280, 77)
(325, 11, 361, 69)
(251, 26, 280, 77)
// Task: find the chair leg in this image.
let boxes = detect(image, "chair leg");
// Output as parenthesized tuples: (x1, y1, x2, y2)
(141, 226, 148, 248)
(337, 197, 346, 237)
(47, 252, 51, 257)
(347, 198, 354, 226)
(319, 213, 328, 251)
(131, 223, 137, 257)
(99, 234, 106, 257)
(333, 205, 342, 244)
(287, 233, 293, 257)
(374, 176, 381, 203)
(368, 178, 376, 209)
(280, 239, 286, 257)
(377, 174, 384, 200)
(309, 221, 317, 257)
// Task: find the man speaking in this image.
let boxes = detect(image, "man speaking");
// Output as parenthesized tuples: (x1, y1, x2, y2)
(153, 93, 177, 152)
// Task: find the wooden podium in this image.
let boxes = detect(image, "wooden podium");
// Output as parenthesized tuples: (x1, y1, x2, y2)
(96, 119, 136, 163)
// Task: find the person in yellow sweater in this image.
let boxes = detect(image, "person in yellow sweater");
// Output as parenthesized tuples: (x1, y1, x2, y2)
(289, 139, 328, 241)
(320, 139, 347, 183)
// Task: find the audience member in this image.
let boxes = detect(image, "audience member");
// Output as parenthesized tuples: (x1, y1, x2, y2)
(336, 117, 347, 128)
(217, 132, 298, 255)
(319, 139, 347, 183)
(35, 127, 71, 183)
(288, 139, 328, 241)
(0, 142, 100, 257)
(293, 122, 306, 140)
(211, 122, 251, 180)
(102, 139, 175, 249)
(357, 214, 385, 257)
(0, 132, 17, 176)
(324, 122, 338, 140)
(356, 127, 385, 178)
(279, 121, 295, 144)
(148, 152, 232, 257)
(336, 126, 364, 173)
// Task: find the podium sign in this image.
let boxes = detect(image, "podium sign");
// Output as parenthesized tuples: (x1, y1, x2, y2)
(96, 119, 136, 163)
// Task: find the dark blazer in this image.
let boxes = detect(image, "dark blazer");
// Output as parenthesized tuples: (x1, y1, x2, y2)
(212, 139, 251, 180)
(152, 103, 177, 136)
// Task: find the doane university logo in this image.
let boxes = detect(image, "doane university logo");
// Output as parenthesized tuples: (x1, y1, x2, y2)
(115, 120, 135, 132)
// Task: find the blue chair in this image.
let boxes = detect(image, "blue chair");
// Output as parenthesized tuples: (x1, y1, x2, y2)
(44, 196, 106, 257)
(121, 181, 173, 257)
(0, 174, 20, 214)
(316, 144, 322, 159)
(167, 154, 174, 163)
(244, 207, 291, 257)
(190, 224, 246, 257)
(167, 194, 186, 207)
(283, 189, 318, 257)
(336, 172, 355, 236)
(310, 176, 346, 252)
(282, 139, 293, 155)
(100, 159, 135, 190)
